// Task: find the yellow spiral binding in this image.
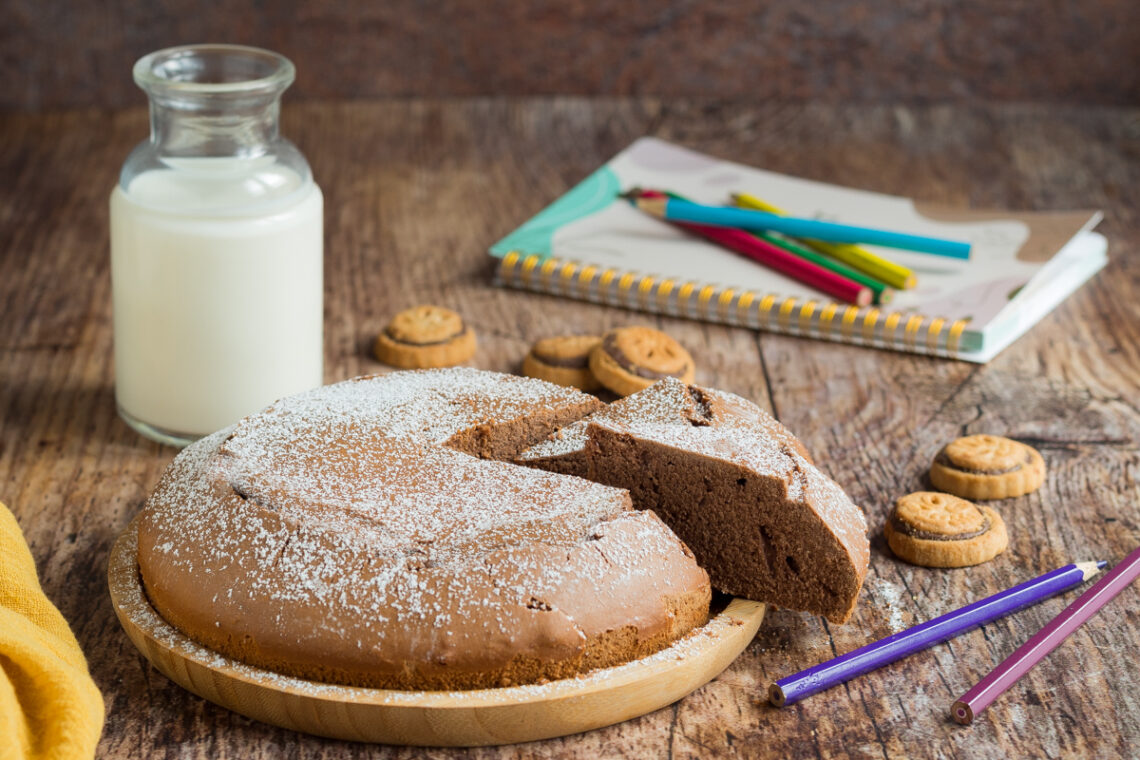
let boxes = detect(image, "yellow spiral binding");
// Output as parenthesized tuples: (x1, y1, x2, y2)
(841, 305, 860, 340)
(862, 309, 881, 342)
(758, 294, 777, 329)
(657, 279, 675, 312)
(904, 314, 924, 348)
(598, 269, 617, 304)
(819, 303, 839, 333)
(698, 284, 717, 319)
(717, 288, 736, 322)
(496, 252, 967, 356)
(539, 258, 558, 289)
(559, 261, 578, 296)
(736, 291, 755, 325)
(577, 264, 597, 299)
(926, 317, 946, 350)
(638, 275, 656, 310)
(798, 300, 818, 333)
(776, 298, 797, 331)
(947, 319, 968, 353)
(885, 312, 903, 342)
(520, 254, 539, 288)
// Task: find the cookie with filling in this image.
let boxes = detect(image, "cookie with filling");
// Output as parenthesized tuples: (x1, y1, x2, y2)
(522, 335, 602, 391)
(885, 491, 1008, 568)
(589, 326, 695, 397)
(373, 305, 477, 368)
(929, 435, 1045, 500)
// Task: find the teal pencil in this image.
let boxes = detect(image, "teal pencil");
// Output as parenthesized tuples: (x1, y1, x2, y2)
(638, 197, 972, 259)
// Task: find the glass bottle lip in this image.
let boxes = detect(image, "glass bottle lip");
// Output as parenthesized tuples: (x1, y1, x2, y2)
(133, 44, 296, 99)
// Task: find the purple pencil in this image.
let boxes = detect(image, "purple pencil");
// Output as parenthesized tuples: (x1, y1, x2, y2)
(952, 544, 1140, 725)
(770, 561, 1105, 707)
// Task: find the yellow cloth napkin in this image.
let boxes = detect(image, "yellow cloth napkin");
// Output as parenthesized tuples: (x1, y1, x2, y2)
(0, 502, 104, 760)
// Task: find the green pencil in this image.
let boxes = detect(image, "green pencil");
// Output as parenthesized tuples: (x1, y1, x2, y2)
(754, 232, 895, 304)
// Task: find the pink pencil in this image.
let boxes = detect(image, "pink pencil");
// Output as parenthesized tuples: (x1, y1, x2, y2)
(952, 544, 1140, 725)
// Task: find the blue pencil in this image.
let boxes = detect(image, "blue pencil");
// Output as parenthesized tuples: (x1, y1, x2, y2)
(769, 561, 1105, 707)
(634, 196, 972, 259)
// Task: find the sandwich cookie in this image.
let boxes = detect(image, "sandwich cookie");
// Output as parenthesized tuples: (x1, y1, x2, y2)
(522, 335, 603, 391)
(589, 326, 695, 397)
(373, 305, 477, 369)
(930, 434, 1045, 500)
(885, 491, 1008, 568)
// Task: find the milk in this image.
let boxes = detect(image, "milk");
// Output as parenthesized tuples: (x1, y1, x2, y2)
(110, 161, 323, 441)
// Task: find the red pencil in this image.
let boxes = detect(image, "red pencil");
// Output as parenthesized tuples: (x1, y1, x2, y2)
(952, 543, 1140, 725)
(633, 191, 872, 306)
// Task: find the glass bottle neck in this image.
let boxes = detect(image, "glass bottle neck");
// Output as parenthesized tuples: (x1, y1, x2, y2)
(120, 46, 313, 214)
(148, 96, 282, 159)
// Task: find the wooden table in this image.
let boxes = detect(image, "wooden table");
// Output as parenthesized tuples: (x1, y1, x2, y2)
(2, 99, 1138, 758)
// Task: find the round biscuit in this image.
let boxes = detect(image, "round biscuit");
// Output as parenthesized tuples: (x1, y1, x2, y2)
(929, 435, 1045, 500)
(589, 327, 695, 397)
(885, 492, 1008, 568)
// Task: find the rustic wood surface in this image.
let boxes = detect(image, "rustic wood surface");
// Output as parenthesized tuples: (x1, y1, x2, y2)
(6, 1, 1140, 109)
(1, 98, 1138, 758)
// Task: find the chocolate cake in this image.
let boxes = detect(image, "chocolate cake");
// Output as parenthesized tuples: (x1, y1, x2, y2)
(518, 378, 869, 623)
(137, 369, 711, 690)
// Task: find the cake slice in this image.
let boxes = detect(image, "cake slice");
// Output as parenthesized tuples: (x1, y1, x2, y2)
(518, 378, 869, 623)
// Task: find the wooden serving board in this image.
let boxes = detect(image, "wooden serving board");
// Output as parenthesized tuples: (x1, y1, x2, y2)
(108, 518, 765, 746)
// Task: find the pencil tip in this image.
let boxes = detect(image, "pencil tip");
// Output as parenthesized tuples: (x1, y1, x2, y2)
(1075, 560, 1108, 579)
(632, 196, 667, 216)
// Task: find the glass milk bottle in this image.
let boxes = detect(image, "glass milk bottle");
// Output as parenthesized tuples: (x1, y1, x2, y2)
(111, 45, 323, 447)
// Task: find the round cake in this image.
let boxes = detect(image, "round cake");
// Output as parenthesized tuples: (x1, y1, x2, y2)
(137, 369, 712, 690)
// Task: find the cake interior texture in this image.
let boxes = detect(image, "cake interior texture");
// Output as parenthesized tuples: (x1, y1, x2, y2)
(137, 369, 711, 690)
(519, 378, 870, 624)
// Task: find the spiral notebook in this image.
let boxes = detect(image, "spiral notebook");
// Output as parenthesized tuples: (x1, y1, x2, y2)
(490, 137, 1105, 363)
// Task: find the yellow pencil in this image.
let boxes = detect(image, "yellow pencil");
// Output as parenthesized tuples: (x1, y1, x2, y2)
(731, 192, 918, 290)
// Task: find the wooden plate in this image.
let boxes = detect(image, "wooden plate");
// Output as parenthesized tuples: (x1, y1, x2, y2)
(108, 518, 765, 746)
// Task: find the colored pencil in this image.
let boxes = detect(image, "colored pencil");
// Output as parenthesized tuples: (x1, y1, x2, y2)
(952, 545, 1140, 725)
(643, 189, 894, 305)
(635, 197, 972, 259)
(756, 232, 895, 305)
(732, 192, 919, 290)
(770, 561, 1105, 708)
(630, 191, 872, 306)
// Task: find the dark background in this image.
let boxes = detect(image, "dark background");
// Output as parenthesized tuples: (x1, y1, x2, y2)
(3, 0, 1139, 110)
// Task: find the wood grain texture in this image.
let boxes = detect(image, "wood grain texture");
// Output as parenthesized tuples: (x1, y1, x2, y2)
(0, 98, 1138, 757)
(3, 1, 1140, 110)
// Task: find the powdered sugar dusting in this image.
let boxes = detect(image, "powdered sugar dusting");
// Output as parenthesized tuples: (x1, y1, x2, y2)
(520, 378, 868, 568)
